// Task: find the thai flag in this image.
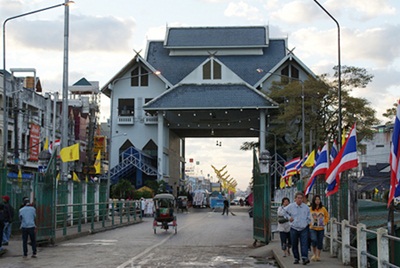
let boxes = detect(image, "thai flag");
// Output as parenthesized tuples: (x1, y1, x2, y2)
(282, 157, 301, 178)
(295, 153, 308, 172)
(325, 123, 358, 196)
(305, 143, 329, 195)
(330, 140, 338, 161)
(49, 139, 61, 154)
(315, 146, 321, 163)
(388, 100, 400, 207)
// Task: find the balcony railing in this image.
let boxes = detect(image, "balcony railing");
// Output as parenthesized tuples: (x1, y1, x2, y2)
(144, 115, 158, 125)
(117, 116, 134, 125)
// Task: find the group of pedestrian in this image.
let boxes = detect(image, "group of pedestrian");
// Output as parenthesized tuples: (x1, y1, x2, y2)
(277, 192, 329, 265)
(0, 195, 37, 258)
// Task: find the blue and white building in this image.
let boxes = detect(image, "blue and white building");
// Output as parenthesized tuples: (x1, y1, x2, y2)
(101, 25, 315, 196)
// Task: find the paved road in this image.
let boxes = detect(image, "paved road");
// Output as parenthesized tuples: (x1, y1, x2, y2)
(0, 206, 277, 268)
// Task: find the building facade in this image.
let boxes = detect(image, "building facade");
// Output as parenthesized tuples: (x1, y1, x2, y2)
(101, 25, 315, 196)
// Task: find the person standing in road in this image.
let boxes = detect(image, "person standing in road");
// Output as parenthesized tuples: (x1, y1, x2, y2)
(222, 198, 229, 215)
(284, 192, 311, 265)
(309, 195, 329, 262)
(2, 195, 14, 246)
(0, 204, 7, 255)
(140, 198, 146, 218)
(277, 197, 291, 257)
(19, 199, 37, 258)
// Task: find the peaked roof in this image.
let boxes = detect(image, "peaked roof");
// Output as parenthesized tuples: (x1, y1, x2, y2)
(73, 78, 92, 86)
(144, 83, 278, 110)
(165, 26, 269, 48)
(146, 39, 286, 86)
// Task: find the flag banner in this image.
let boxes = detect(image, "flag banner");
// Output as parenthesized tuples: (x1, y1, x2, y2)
(94, 150, 101, 174)
(303, 150, 315, 168)
(388, 100, 400, 207)
(43, 137, 49, 151)
(315, 146, 321, 163)
(282, 157, 301, 178)
(325, 123, 358, 196)
(305, 144, 329, 195)
(56, 173, 60, 181)
(49, 139, 61, 154)
(18, 169, 22, 188)
(72, 172, 80, 182)
(60, 143, 80, 162)
(330, 140, 338, 161)
(294, 153, 308, 172)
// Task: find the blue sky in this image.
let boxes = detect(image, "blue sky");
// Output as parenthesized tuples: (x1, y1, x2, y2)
(1, 0, 400, 190)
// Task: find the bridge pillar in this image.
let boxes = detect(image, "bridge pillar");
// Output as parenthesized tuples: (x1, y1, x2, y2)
(341, 220, 350, 265)
(357, 223, 367, 268)
(377, 227, 389, 268)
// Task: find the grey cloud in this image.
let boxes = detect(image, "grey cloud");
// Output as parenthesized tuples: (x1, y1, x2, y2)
(7, 14, 135, 52)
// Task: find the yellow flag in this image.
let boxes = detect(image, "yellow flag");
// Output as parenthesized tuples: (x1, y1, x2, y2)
(72, 172, 80, 182)
(341, 130, 346, 146)
(60, 143, 80, 162)
(94, 150, 101, 174)
(374, 188, 379, 194)
(56, 173, 60, 181)
(303, 150, 315, 168)
(280, 178, 286, 189)
(287, 176, 292, 187)
(43, 137, 49, 151)
(18, 169, 22, 188)
(85, 175, 89, 183)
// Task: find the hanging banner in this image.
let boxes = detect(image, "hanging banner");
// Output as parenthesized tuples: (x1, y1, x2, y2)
(28, 123, 40, 161)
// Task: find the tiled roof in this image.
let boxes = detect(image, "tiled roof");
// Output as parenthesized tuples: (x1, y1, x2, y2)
(165, 26, 268, 48)
(144, 84, 277, 110)
(146, 39, 286, 86)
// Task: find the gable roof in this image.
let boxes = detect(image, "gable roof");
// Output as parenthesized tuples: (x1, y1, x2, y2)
(144, 83, 278, 110)
(165, 26, 269, 48)
(146, 39, 286, 86)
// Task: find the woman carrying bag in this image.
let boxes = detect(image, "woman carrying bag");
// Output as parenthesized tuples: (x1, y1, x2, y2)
(277, 197, 291, 257)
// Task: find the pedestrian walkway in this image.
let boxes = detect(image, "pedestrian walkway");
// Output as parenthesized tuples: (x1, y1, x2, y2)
(267, 236, 351, 267)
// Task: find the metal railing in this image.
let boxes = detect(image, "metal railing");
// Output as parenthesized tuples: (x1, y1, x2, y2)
(325, 218, 400, 268)
(55, 200, 142, 239)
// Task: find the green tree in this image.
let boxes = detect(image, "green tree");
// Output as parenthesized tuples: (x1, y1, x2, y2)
(111, 179, 135, 199)
(382, 102, 398, 125)
(245, 66, 379, 158)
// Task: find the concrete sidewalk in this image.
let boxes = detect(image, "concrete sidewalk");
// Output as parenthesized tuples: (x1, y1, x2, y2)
(267, 237, 351, 267)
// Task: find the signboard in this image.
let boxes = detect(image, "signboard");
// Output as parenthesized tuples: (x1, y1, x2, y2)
(28, 123, 40, 161)
(94, 136, 107, 153)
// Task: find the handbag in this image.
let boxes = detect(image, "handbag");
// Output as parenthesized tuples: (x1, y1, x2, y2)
(278, 215, 289, 224)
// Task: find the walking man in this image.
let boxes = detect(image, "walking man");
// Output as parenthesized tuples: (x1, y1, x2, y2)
(19, 199, 37, 258)
(2, 195, 14, 246)
(284, 192, 311, 265)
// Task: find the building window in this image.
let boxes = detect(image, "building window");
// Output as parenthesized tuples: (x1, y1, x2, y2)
(118, 99, 134, 116)
(280, 65, 299, 83)
(130, 66, 149, 87)
(203, 60, 221, 80)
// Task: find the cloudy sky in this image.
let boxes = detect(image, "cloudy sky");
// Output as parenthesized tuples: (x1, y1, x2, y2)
(1, 0, 399, 190)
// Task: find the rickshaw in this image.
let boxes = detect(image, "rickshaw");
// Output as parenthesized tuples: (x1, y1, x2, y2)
(152, 193, 177, 234)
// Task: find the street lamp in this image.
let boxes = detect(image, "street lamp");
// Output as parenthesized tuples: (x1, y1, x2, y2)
(2, 1, 74, 167)
(313, 0, 342, 147)
(250, 128, 278, 189)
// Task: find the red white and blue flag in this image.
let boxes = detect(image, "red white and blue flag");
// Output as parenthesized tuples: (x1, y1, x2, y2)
(388, 100, 400, 207)
(315, 146, 322, 163)
(325, 123, 358, 196)
(49, 139, 61, 154)
(295, 153, 308, 172)
(282, 157, 301, 178)
(330, 140, 338, 162)
(305, 143, 329, 195)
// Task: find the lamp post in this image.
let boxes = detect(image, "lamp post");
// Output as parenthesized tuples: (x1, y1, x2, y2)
(313, 0, 342, 147)
(250, 128, 278, 189)
(2, 1, 74, 167)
